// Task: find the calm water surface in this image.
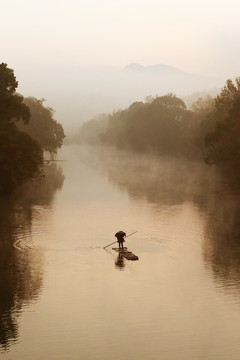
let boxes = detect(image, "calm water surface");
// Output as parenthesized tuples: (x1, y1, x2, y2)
(1, 145, 240, 360)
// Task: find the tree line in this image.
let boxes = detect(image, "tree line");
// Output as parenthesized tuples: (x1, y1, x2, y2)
(0, 63, 65, 194)
(77, 77, 240, 171)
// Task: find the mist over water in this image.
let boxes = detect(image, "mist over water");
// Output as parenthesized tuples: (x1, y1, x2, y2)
(1, 145, 240, 359)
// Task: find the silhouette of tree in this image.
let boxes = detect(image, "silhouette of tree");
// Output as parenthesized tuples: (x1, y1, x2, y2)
(0, 63, 43, 193)
(17, 97, 65, 155)
(101, 93, 192, 155)
(215, 77, 240, 119)
(205, 97, 240, 167)
(0, 63, 30, 124)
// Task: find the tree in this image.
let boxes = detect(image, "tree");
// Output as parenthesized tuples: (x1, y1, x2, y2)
(215, 77, 240, 119)
(191, 95, 215, 115)
(75, 114, 108, 145)
(17, 97, 65, 154)
(205, 96, 240, 167)
(188, 96, 216, 153)
(152, 93, 186, 111)
(101, 94, 191, 155)
(0, 63, 30, 123)
(203, 77, 240, 169)
(0, 63, 43, 193)
(0, 122, 43, 193)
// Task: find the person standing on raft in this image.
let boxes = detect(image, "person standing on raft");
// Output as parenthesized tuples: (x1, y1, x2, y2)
(115, 231, 126, 249)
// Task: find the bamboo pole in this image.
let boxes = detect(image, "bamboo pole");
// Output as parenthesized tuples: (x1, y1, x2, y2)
(103, 231, 137, 249)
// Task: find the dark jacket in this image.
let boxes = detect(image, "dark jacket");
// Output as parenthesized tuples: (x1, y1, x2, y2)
(115, 231, 126, 243)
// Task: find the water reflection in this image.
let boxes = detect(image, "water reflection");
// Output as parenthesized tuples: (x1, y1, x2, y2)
(104, 248, 126, 270)
(78, 145, 221, 206)
(19, 162, 65, 205)
(203, 193, 240, 292)
(115, 253, 125, 270)
(99, 147, 240, 292)
(79, 146, 240, 291)
(0, 163, 64, 351)
(2, 145, 240, 360)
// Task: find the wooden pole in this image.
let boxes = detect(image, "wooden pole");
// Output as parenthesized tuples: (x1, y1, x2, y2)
(125, 231, 138, 238)
(103, 240, 117, 249)
(103, 231, 137, 249)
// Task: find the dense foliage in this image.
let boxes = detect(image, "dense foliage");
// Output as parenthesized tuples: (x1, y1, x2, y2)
(0, 63, 30, 123)
(0, 63, 44, 193)
(205, 79, 240, 168)
(215, 78, 240, 120)
(101, 94, 196, 155)
(77, 77, 240, 174)
(0, 63, 65, 193)
(0, 122, 43, 193)
(17, 97, 65, 154)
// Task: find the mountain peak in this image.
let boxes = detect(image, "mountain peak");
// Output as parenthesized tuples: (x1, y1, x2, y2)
(123, 63, 144, 71)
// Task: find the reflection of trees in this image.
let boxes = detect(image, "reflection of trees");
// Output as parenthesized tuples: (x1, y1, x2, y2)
(107, 157, 213, 205)
(19, 162, 65, 205)
(0, 198, 42, 351)
(80, 146, 221, 206)
(102, 147, 240, 291)
(202, 193, 240, 290)
(0, 162, 64, 351)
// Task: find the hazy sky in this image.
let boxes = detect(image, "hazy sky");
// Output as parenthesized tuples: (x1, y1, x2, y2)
(1, 0, 240, 78)
(1, 0, 240, 128)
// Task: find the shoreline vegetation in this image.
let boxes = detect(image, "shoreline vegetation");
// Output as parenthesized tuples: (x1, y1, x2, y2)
(1, 61, 240, 193)
(73, 77, 240, 186)
(0, 63, 65, 194)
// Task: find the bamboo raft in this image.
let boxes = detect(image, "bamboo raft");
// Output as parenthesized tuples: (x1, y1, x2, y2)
(112, 247, 139, 261)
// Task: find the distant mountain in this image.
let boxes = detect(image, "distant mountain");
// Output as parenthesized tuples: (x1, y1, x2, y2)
(124, 63, 145, 72)
(121, 63, 222, 95)
(124, 63, 189, 74)
(123, 62, 218, 78)
(18, 63, 224, 131)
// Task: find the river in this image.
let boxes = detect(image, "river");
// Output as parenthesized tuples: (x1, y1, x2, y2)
(1, 144, 240, 360)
